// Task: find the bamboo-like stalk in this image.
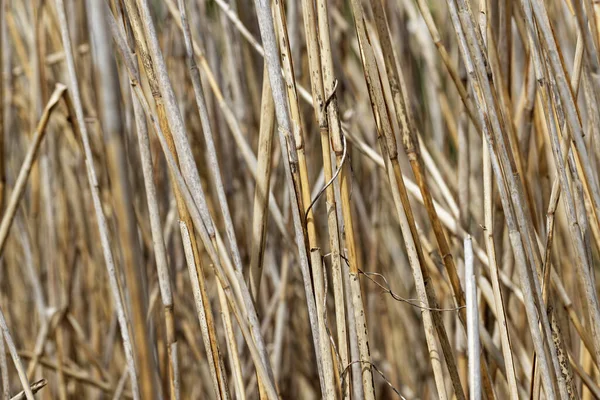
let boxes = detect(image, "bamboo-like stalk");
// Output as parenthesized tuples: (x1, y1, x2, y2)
(482, 143, 519, 400)
(464, 236, 480, 400)
(251, 0, 328, 394)
(271, 2, 336, 397)
(299, 0, 349, 397)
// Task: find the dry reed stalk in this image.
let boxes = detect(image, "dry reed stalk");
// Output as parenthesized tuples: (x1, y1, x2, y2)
(370, 2, 504, 395)
(350, 0, 468, 398)
(0, 84, 65, 255)
(8, 378, 46, 400)
(175, 1, 245, 398)
(0, 307, 32, 400)
(251, 0, 328, 395)
(163, 0, 290, 244)
(464, 236, 480, 400)
(0, 0, 5, 214)
(483, 142, 519, 399)
(54, 2, 142, 397)
(121, 14, 180, 399)
(271, 2, 336, 397)
(114, 3, 228, 397)
(299, 0, 349, 396)
(313, 1, 376, 398)
(108, 16, 278, 397)
(88, 2, 160, 398)
(249, 67, 275, 300)
(445, 0, 569, 397)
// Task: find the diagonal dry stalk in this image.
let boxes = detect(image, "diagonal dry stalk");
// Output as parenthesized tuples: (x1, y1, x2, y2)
(175, 0, 243, 276)
(524, 0, 600, 369)
(175, 1, 246, 398)
(163, 0, 291, 245)
(349, 1, 469, 399)
(113, 3, 229, 397)
(0, 84, 65, 255)
(352, 6, 443, 400)
(101, 3, 180, 396)
(107, 13, 278, 397)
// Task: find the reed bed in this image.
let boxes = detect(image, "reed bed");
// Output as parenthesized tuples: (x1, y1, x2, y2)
(0, 0, 598, 398)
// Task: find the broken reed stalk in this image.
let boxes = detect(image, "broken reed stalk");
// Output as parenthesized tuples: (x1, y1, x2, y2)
(0, 83, 65, 400)
(464, 236, 480, 400)
(0, 84, 65, 256)
(0, 308, 32, 400)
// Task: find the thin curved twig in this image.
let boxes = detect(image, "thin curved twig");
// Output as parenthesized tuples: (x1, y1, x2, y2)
(340, 360, 407, 399)
(305, 133, 347, 221)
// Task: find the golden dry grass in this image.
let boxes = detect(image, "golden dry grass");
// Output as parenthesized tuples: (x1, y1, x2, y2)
(0, 0, 598, 399)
